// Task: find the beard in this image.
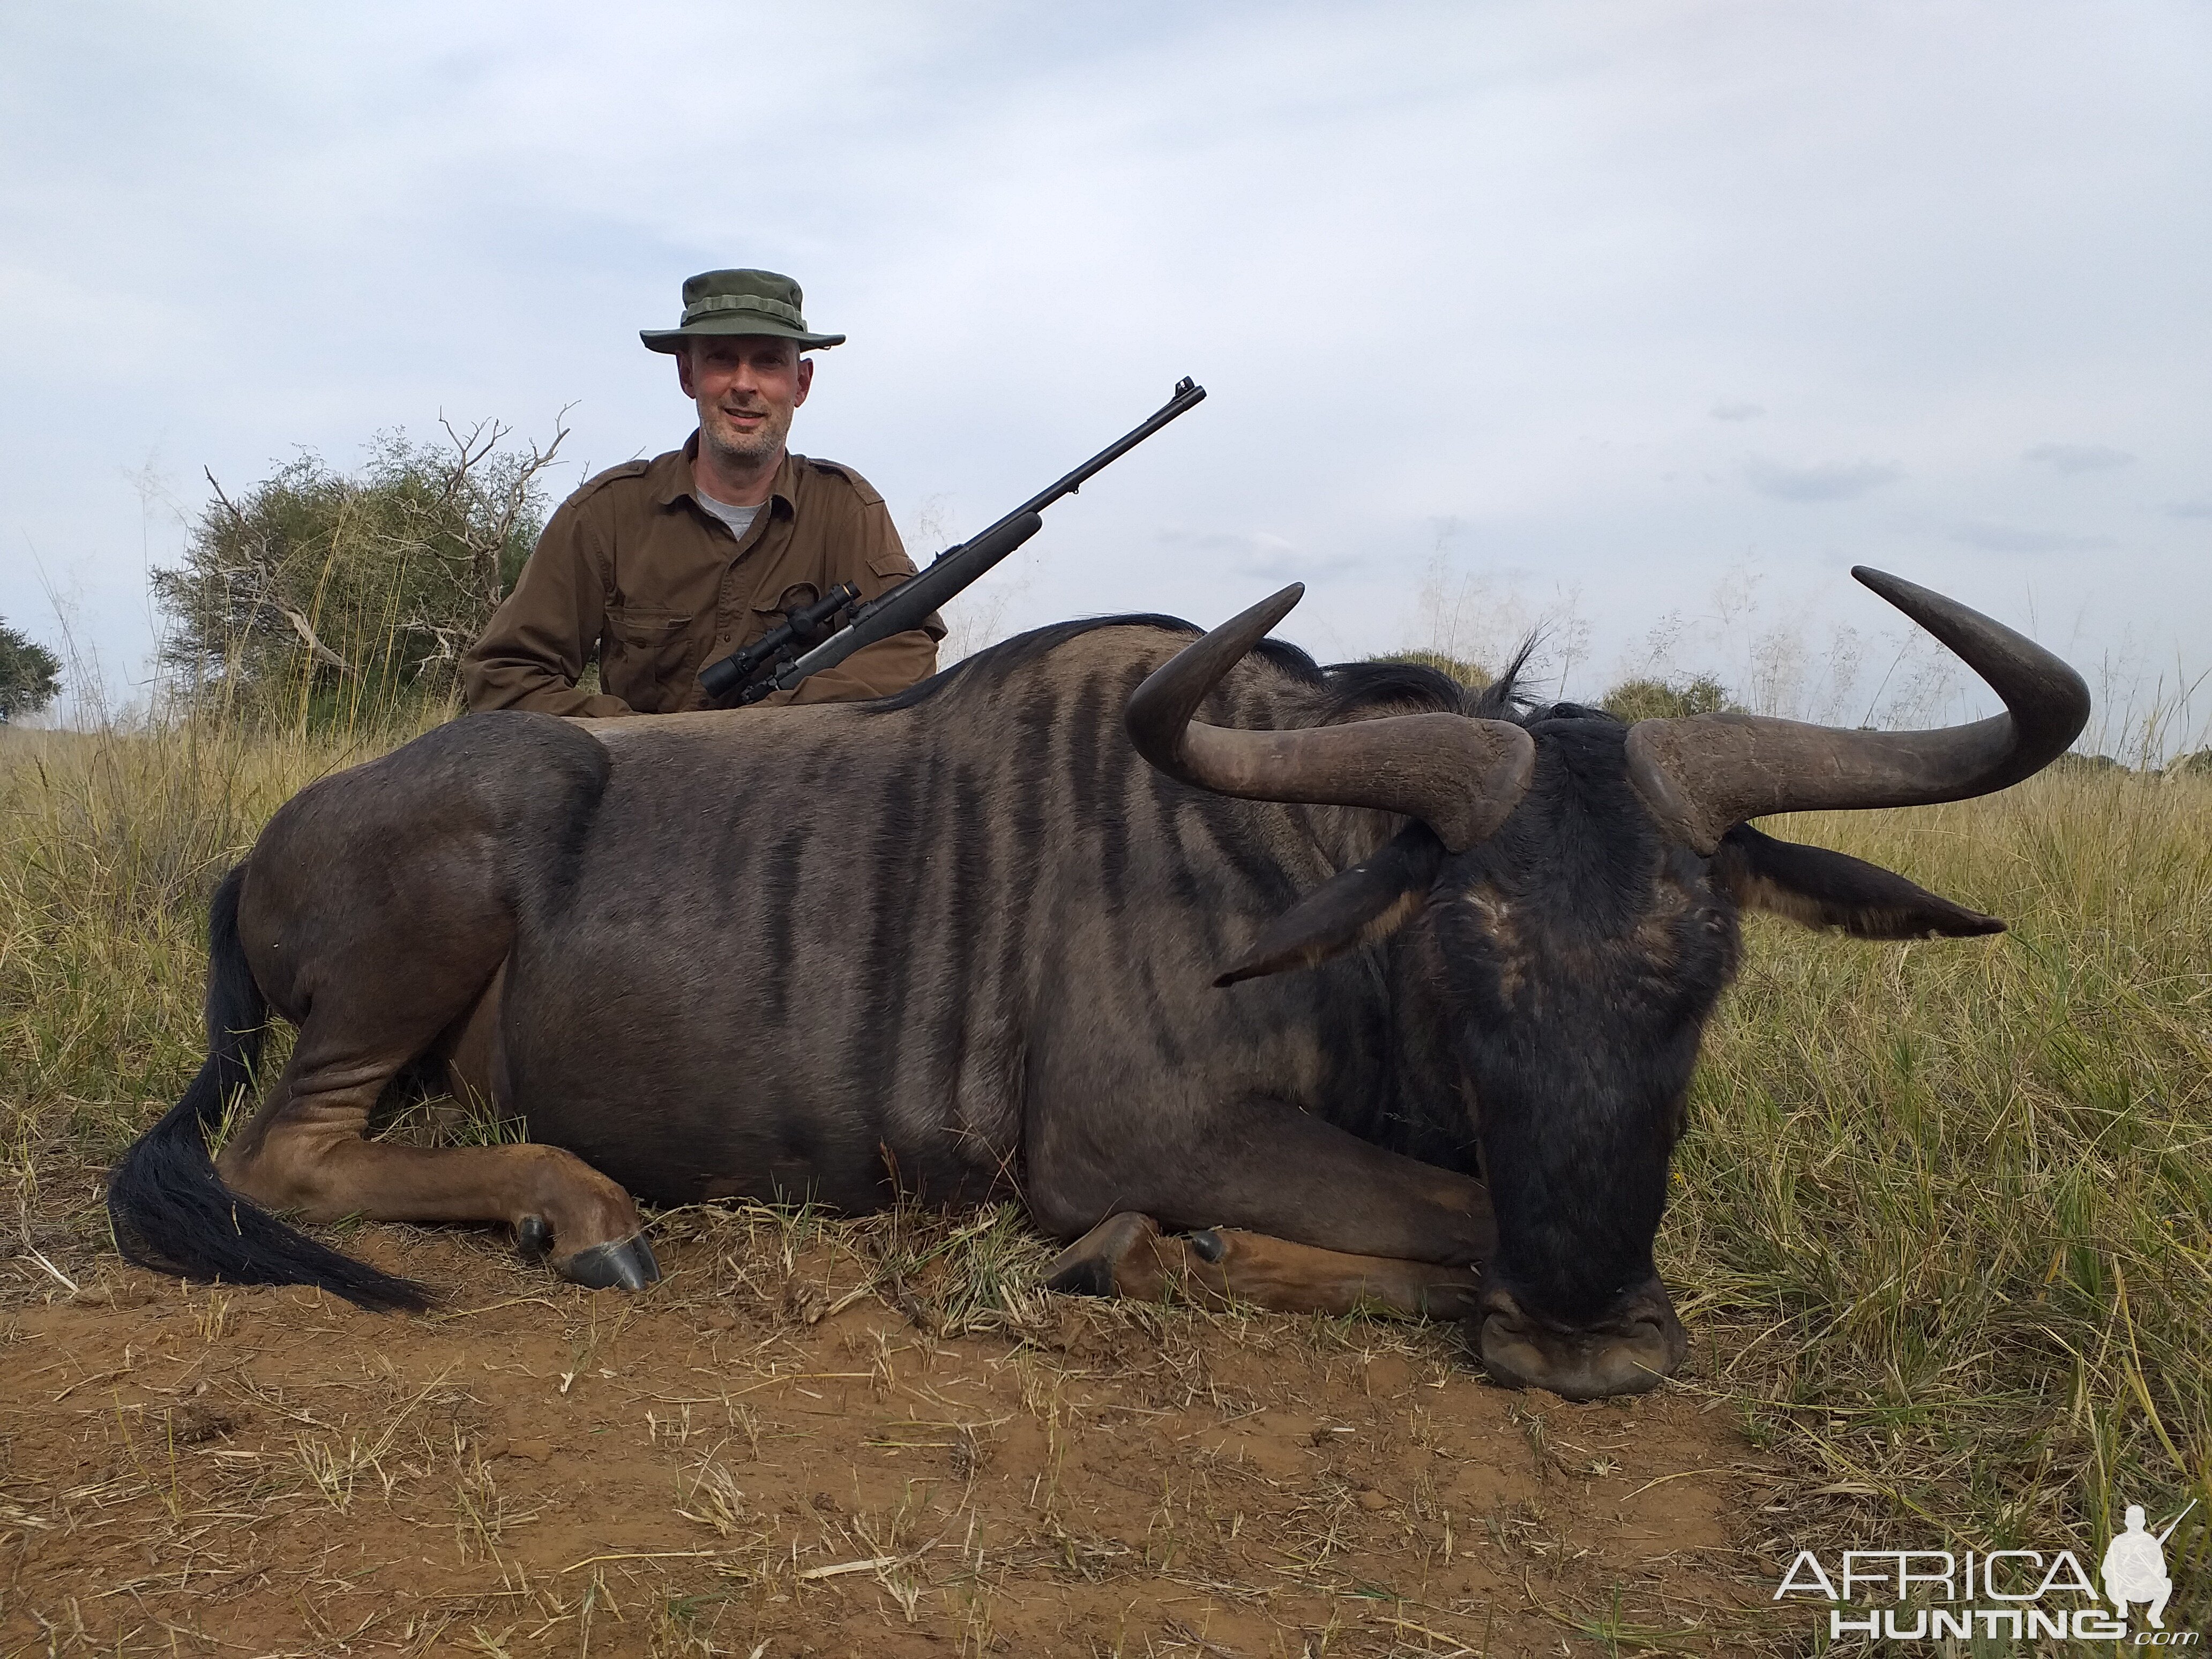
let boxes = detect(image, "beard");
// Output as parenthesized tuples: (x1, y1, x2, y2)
(700, 399, 793, 471)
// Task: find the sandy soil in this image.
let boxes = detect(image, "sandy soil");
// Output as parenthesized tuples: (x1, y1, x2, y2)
(2, 1210, 1790, 1657)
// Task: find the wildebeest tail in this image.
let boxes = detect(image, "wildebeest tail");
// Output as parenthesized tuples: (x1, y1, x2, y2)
(104, 863, 429, 1312)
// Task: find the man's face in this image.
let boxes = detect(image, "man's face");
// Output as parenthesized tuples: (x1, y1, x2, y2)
(678, 335, 813, 469)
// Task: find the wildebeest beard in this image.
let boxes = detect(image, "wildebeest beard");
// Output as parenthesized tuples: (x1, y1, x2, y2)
(103, 568, 2083, 1402)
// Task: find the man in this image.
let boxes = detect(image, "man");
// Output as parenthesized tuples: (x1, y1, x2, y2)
(462, 268, 940, 716)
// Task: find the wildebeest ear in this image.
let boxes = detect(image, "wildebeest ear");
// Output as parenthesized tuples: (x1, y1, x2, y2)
(1216, 824, 1447, 986)
(1712, 823, 2004, 939)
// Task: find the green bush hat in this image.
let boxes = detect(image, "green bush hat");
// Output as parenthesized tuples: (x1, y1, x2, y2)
(640, 268, 846, 354)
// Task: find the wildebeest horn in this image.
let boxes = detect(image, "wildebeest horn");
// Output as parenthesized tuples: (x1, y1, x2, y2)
(1624, 566, 2091, 854)
(1126, 584, 1536, 851)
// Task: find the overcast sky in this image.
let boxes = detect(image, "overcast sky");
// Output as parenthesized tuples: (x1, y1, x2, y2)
(4, 2, 2207, 744)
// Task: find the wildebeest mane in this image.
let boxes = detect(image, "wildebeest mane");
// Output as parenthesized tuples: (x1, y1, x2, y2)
(1312, 638, 1541, 724)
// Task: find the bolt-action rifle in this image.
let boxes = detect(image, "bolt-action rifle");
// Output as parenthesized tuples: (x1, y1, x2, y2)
(698, 377, 1207, 707)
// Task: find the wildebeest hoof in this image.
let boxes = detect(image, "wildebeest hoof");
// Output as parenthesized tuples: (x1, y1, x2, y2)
(515, 1215, 551, 1263)
(1045, 1212, 1162, 1297)
(1187, 1228, 1228, 1264)
(1044, 1253, 1115, 1297)
(557, 1233, 661, 1291)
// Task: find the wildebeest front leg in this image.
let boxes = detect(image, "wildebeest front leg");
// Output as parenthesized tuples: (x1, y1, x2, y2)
(1047, 1212, 1483, 1319)
(1029, 1092, 1495, 1267)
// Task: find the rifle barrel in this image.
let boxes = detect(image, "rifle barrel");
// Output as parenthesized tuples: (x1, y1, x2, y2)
(1002, 376, 1207, 525)
(712, 376, 1207, 706)
(905, 376, 1206, 591)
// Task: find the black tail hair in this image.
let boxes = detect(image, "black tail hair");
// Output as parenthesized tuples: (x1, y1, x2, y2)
(103, 863, 429, 1312)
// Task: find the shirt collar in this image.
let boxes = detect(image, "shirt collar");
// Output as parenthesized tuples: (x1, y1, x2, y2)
(653, 432, 798, 518)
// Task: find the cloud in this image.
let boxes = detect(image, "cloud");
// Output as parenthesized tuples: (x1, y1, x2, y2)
(1708, 399, 1765, 421)
(1742, 457, 1901, 502)
(2163, 498, 2212, 519)
(2023, 442, 2134, 474)
(1951, 522, 2114, 554)
(1157, 526, 1363, 580)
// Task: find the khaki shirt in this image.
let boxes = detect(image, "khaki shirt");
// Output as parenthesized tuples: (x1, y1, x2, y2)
(461, 437, 942, 716)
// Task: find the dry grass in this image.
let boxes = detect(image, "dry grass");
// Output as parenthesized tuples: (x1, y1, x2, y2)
(3, 716, 2208, 1649)
(0, 714, 443, 1189)
(1668, 774, 2212, 1598)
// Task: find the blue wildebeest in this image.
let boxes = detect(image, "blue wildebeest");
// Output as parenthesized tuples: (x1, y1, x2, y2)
(107, 568, 2085, 1399)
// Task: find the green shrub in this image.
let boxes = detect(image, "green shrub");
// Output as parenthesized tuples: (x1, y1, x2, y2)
(2052, 751, 2128, 774)
(151, 420, 564, 727)
(1374, 648, 1492, 688)
(1600, 672, 1735, 722)
(0, 618, 62, 721)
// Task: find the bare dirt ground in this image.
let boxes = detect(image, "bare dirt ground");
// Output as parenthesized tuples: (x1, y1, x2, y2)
(3, 1207, 1790, 1658)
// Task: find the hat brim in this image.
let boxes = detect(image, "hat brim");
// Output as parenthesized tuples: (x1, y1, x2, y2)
(641, 319, 845, 353)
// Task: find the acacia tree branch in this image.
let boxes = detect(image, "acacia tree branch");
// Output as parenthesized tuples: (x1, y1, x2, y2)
(278, 606, 352, 674)
(471, 408, 572, 610)
(436, 414, 510, 512)
(203, 467, 246, 528)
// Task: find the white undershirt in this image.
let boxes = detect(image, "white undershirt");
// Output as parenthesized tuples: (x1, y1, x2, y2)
(696, 491, 763, 542)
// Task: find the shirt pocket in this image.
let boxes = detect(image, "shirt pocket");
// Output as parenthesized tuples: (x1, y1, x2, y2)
(753, 582, 823, 621)
(600, 606, 695, 711)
